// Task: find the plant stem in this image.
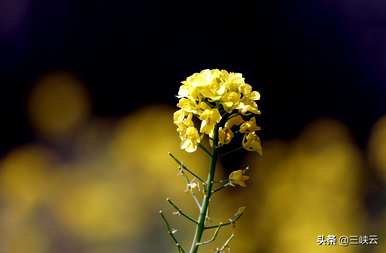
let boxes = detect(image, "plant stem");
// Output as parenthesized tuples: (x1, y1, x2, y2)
(189, 126, 219, 253)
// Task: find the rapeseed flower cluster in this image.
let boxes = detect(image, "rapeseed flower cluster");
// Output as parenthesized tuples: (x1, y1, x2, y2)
(173, 69, 262, 154)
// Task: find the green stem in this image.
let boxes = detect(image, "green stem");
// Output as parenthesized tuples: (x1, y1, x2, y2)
(189, 126, 219, 253)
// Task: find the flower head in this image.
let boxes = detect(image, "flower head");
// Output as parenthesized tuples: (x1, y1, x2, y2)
(174, 69, 262, 154)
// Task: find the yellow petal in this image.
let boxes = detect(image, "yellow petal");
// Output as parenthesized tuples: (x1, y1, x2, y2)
(242, 132, 263, 155)
(218, 127, 234, 145)
(225, 115, 244, 128)
(239, 117, 261, 133)
(229, 170, 250, 187)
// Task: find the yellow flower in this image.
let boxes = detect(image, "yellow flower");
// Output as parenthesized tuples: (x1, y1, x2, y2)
(229, 169, 250, 187)
(177, 82, 193, 98)
(187, 69, 219, 88)
(237, 100, 261, 115)
(221, 91, 241, 112)
(180, 126, 201, 152)
(218, 127, 234, 145)
(173, 111, 201, 152)
(199, 83, 226, 101)
(178, 70, 215, 99)
(223, 72, 245, 91)
(238, 83, 252, 94)
(174, 69, 262, 153)
(198, 70, 227, 101)
(174, 110, 193, 128)
(225, 115, 244, 128)
(173, 109, 187, 125)
(239, 83, 260, 99)
(179, 69, 227, 101)
(248, 91, 260, 100)
(239, 117, 261, 133)
(199, 108, 222, 135)
(237, 87, 261, 115)
(198, 101, 211, 111)
(242, 132, 262, 154)
(177, 98, 198, 113)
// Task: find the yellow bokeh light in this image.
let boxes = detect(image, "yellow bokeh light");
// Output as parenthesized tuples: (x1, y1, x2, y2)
(28, 72, 90, 138)
(0, 224, 49, 253)
(368, 115, 386, 181)
(0, 88, 377, 253)
(110, 105, 207, 196)
(0, 145, 54, 211)
(229, 119, 364, 253)
(50, 167, 144, 241)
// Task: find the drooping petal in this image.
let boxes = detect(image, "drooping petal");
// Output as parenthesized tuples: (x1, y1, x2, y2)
(242, 132, 262, 155)
(229, 170, 250, 187)
(239, 117, 261, 133)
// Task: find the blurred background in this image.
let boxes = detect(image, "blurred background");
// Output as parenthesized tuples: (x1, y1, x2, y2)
(0, 0, 385, 253)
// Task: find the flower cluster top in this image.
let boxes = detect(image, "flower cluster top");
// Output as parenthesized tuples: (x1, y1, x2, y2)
(173, 69, 262, 154)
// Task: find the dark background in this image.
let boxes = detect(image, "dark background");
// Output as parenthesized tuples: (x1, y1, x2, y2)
(1, 0, 385, 153)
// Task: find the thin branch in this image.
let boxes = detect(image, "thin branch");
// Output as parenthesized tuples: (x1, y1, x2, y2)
(198, 143, 212, 157)
(212, 182, 231, 194)
(213, 179, 228, 184)
(186, 183, 202, 210)
(191, 191, 202, 210)
(196, 223, 223, 246)
(176, 165, 202, 210)
(167, 198, 198, 225)
(216, 234, 235, 252)
(169, 153, 205, 183)
(221, 147, 243, 157)
(205, 207, 245, 229)
(179, 167, 202, 210)
(159, 210, 186, 253)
